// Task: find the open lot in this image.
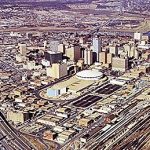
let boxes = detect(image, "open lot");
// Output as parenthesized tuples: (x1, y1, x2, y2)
(73, 95, 102, 108)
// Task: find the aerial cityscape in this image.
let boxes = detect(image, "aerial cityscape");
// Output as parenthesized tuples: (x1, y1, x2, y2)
(0, 0, 150, 150)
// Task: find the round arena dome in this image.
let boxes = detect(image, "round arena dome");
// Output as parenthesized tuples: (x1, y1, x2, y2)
(76, 70, 103, 80)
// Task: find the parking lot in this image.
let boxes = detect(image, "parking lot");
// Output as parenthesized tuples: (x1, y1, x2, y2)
(73, 95, 102, 108)
(95, 84, 122, 95)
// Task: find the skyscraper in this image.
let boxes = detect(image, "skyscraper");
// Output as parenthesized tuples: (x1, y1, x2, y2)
(18, 43, 27, 56)
(84, 49, 93, 65)
(92, 37, 101, 62)
(46, 63, 67, 79)
(112, 57, 129, 72)
(99, 52, 107, 64)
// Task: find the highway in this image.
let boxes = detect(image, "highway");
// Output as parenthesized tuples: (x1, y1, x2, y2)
(0, 112, 34, 150)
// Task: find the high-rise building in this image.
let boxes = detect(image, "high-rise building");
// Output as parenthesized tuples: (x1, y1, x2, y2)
(84, 49, 93, 65)
(65, 45, 81, 61)
(142, 35, 150, 42)
(123, 44, 131, 56)
(134, 49, 139, 59)
(43, 41, 47, 49)
(44, 51, 63, 65)
(107, 53, 113, 64)
(134, 32, 142, 41)
(109, 45, 118, 56)
(58, 43, 65, 53)
(92, 37, 101, 62)
(46, 63, 67, 79)
(79, 36, 88, 45)
(112, 57, 128, 72)
(123, 44, 139, 59)
(49, 40, 59, 52)
(18, 43, 27, 56)
(99, 52, 107, 64)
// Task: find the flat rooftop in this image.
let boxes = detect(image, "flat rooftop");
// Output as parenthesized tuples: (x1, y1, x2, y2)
(52, 76, 94, 93)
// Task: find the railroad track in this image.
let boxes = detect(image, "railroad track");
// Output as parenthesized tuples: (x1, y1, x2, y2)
(113, 113, 150, 150)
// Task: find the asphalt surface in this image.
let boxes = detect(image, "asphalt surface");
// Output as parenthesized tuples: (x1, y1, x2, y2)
(0, 112, 34, 150)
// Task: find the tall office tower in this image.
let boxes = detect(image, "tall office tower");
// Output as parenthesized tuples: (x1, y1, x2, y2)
(44, 51, 63, 65)
(43, 41, 47, 49)
(109, 45, 118, 56)
(65, 45, 81, 62)
(130, 46, 136, 58)
(46, 63, 67, 79)
(134, 49, 139, 59)
(99, 52, 107, 64)
(18, 43, 27, 56)
(49, 40, 59, 52)
(112, 57, 128, 72)
(92, 37, 101, 62)
(142, 35, 150, 43)
(79, 36, 88, 45)
(134, 32, 142, 41)
(123, 44, 131, 57)
(107, 53, 113, 64)
(84, 49, 93, 65)
(58, 43, 65, 53)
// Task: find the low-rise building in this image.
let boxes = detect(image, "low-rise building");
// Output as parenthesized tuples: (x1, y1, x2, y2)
(78, 118, 94, 127)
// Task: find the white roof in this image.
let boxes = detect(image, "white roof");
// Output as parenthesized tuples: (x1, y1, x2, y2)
(47, 51, 62, 54)
(76, 70, 103, 80)
(138, 44, 150, 49)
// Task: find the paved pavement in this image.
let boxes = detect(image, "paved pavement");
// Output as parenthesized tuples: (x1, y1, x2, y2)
(0, 112, 34, 150)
